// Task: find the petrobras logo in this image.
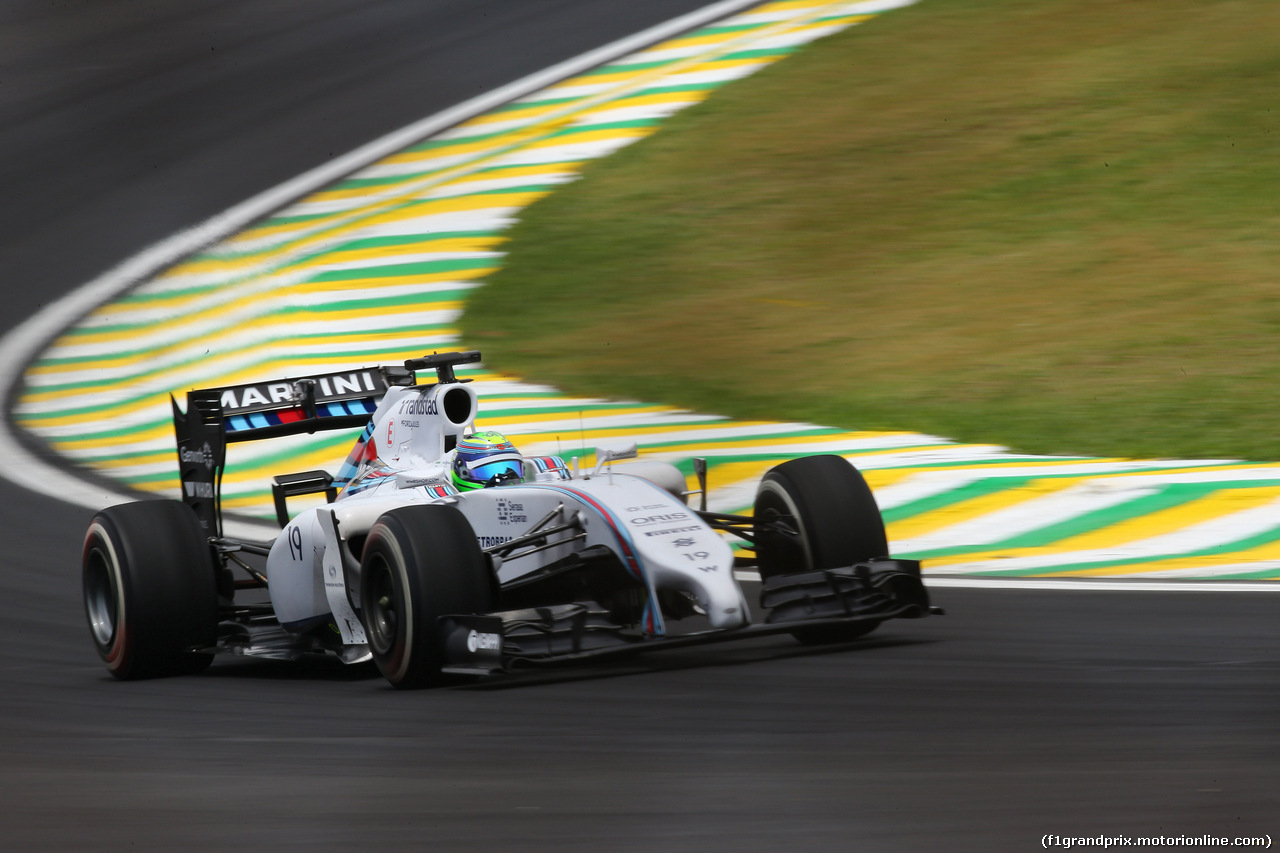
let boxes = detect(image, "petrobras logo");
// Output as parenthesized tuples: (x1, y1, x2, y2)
(467, 630, 501, 654)
(179, 442, 215, 470)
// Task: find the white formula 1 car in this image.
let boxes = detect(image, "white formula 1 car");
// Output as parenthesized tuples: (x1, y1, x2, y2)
(83, 351, 939, 687)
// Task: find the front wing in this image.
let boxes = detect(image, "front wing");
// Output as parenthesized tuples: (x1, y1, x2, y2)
(439, 559, 942, 675)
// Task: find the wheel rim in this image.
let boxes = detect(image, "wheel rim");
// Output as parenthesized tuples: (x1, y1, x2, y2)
(755, 481, 810, 576)
(364, 555, 399, 655)
(84, 546, 118, 649)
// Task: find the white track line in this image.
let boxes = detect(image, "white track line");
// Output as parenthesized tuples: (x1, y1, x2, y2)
(733, 572, 1280, 591)
(923, 577, 1280, 593)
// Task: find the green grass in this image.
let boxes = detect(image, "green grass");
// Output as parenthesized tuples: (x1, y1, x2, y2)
(463, 0, 1280, 460)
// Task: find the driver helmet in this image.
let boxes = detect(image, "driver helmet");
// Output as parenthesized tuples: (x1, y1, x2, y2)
(452, 431, 525, 491)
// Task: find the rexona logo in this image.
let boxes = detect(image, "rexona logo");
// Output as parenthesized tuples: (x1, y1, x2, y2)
(467, 630, 501, 654)
(179, 442, 215, 469)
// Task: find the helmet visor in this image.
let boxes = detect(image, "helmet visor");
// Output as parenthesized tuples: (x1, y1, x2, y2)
(466, 456, 524, 484)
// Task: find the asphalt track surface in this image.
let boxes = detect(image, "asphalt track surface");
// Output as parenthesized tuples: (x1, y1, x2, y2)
(1, 2, 1276, 850)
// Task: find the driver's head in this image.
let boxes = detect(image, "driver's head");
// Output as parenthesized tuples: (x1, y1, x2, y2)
(452, 431, 524, 490)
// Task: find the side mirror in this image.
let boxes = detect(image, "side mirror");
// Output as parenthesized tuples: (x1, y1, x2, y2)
(593, 442, 638, 475)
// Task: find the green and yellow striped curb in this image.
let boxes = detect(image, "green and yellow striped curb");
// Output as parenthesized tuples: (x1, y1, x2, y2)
(14, 0, 1280, 581)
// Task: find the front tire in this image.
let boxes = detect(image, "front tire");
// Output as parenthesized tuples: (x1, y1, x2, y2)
(82, 501, 218, 679)
(359, 505, 494, 689)
(753, 455, 889, 643)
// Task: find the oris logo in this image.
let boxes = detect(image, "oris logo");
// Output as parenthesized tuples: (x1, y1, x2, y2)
(467, 630, 501, 653)
(179, 442, 215, 469)
(628, 512, 689, 527)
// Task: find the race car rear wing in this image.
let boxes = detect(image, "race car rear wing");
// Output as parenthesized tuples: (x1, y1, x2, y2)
(172, 351, 482, 534)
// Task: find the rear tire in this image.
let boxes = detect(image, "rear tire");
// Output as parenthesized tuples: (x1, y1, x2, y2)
(82, 501, 218, 679)
(359, 505, 494, 689)
(753, 455, 888, 644)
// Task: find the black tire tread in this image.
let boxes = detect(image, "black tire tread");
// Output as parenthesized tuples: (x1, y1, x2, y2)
(83, 500, 218, 679)
(752, 455, 888, 644)
(755, 455, 887, 576)
(359, 504, 493, 689)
